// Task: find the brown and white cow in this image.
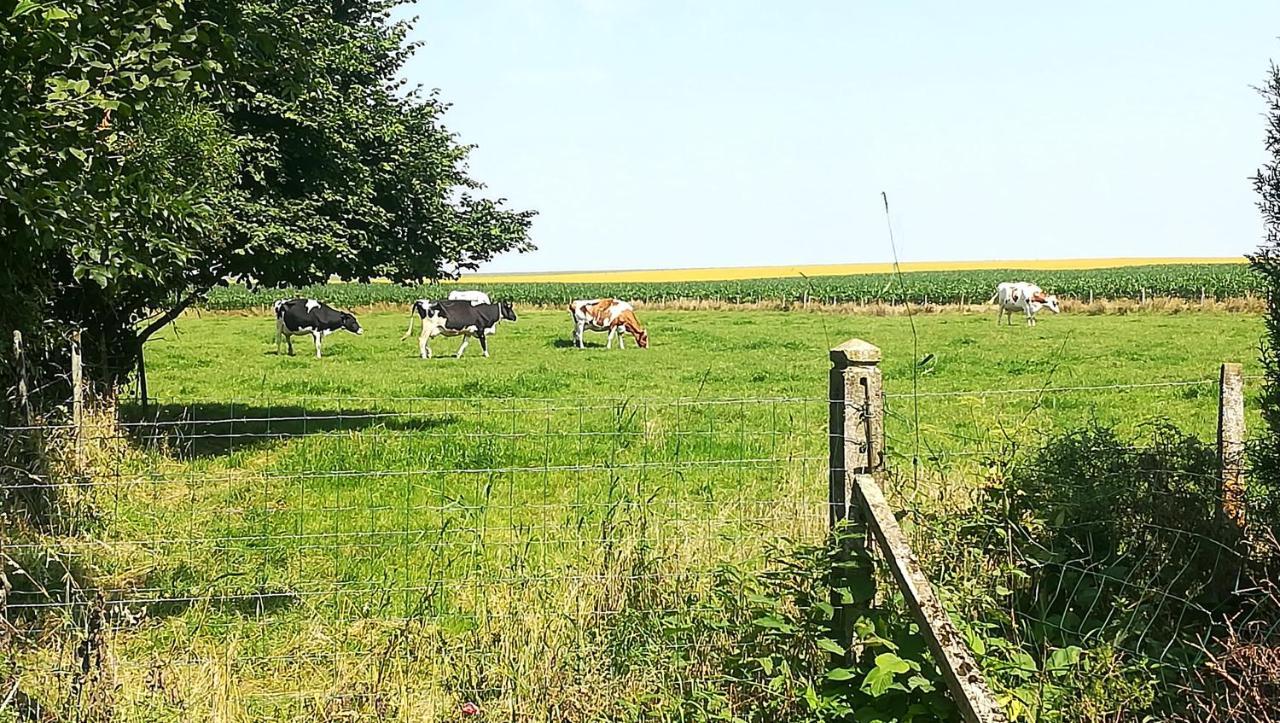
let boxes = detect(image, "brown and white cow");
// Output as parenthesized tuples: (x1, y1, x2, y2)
(569, 298, 649, 349)
(989, 282, 1060, 326)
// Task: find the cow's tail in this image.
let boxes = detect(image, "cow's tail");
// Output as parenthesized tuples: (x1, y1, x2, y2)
(987, 292, 999, 305)
(401, 301, 423, 341)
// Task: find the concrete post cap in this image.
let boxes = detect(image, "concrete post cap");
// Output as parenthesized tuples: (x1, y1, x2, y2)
(830, 338, 881, 365)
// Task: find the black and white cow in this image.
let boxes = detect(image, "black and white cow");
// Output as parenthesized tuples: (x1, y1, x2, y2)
(400, 300, 517, 359)
(274, 298, 363, 358)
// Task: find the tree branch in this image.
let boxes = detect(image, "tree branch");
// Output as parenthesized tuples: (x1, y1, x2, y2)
(136, 289, 206, 346)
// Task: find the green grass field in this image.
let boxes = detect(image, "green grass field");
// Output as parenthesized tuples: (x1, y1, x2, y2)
(14, 308, 1266, 720)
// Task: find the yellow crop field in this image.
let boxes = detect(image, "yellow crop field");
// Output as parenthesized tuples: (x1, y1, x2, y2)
(460, 257, 1244, 284)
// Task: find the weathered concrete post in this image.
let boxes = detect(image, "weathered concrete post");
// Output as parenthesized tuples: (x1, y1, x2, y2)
(829, 338, 883, 526)
(1218, 362, 1246, 532)
(827, 339, 883, 666)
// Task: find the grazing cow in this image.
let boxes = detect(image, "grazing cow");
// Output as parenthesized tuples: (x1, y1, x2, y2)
(274, 298, 363, 358)
(401, 300, 517, 359)
(447, 290, 491, 305)
(447, 290, 494, 333)
(989, 282, 1060, 326)
(569, 298, 649, 349)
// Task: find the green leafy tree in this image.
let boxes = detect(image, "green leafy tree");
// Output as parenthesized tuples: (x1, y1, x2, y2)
(1252, 62, 1280, 499)
(2, 0, 230, 393)
(2, 0, 534, 405)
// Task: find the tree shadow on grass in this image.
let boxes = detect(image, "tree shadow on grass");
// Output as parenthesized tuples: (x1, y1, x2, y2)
(119, 403, 460, 459)
(552, 338, 605, 349)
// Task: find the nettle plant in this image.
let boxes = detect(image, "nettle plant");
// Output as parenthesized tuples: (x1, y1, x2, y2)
(668, 523, 1116, 723)
(678, 525, 955, 722)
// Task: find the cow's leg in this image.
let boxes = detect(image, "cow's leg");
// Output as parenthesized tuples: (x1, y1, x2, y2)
(456, 333, 471, 358)
(606, 326, 616, 350)
(313, 331, 323, 359)
(617, 328, 625, 350)
(286, 333, 295, 356)
(574, 322, 584, 349)
(275, 322, 283, 355)
(419, 328, 431, 359)
(477, 330, 489, 358)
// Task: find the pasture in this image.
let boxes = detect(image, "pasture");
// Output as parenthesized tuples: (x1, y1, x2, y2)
(12, 307, 1265, 719)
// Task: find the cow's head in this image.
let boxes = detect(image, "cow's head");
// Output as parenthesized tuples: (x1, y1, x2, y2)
(634, 328, 650, 348)
(341, 312, 363, 335)
(1042, 295, 1060, 314)
(499, 302, 517, 322)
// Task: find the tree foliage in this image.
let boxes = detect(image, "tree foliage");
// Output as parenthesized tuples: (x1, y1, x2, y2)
(1251, 62, 1280, 489)
(1, 0, 534, 402)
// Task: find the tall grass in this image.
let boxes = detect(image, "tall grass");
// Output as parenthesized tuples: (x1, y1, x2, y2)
(5, 308, 1267, 720)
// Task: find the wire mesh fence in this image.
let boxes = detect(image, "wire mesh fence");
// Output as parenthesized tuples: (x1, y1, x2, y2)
(874, 372, 1279, 720)
(4, 359, 1276, 719)
(4, 393, 831, 717)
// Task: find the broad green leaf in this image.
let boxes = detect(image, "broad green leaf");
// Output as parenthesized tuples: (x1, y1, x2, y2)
(825, 667, 856, 681)
(816, 637, 845, 656)
(1047, 646, 1082, 674)
(803, 683, 820, 711)
(907, 674, 935, 692)
(752, 615, 792, 632)
(10, 0, 40, 18)
(42, 6, 73, 21)
(862, 666, 896, 696)
(873, 652, 911, 675)
(1008, 650, 1038, 679)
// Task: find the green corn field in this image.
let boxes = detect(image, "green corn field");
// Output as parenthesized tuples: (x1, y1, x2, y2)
(203, 263, 1261, 310)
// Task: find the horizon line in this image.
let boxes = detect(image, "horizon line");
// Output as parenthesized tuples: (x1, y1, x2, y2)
(462, 256, 1246, 283)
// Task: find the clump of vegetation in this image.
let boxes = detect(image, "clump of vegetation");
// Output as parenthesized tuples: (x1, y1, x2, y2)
(1251, 61, 1280, 536)
(920, 422, 1280, 721)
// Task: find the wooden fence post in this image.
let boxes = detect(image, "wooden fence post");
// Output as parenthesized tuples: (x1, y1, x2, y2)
(1219, 362, 1246, 531)
(14, 331, 30, 422)
(829, 338, 883, 527)
(71, 330, 84, 463)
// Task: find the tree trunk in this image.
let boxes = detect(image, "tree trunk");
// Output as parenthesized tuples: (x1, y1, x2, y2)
(133, 290, 206, 408)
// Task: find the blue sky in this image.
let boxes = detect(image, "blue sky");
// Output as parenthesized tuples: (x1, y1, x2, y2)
(398, 1, 1280, 273)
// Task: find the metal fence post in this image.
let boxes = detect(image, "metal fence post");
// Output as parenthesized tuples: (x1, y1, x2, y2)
(1218, 362, 1246, 532)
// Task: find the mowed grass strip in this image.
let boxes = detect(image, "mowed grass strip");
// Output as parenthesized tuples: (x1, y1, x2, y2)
(16, 308, 1264, 718)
